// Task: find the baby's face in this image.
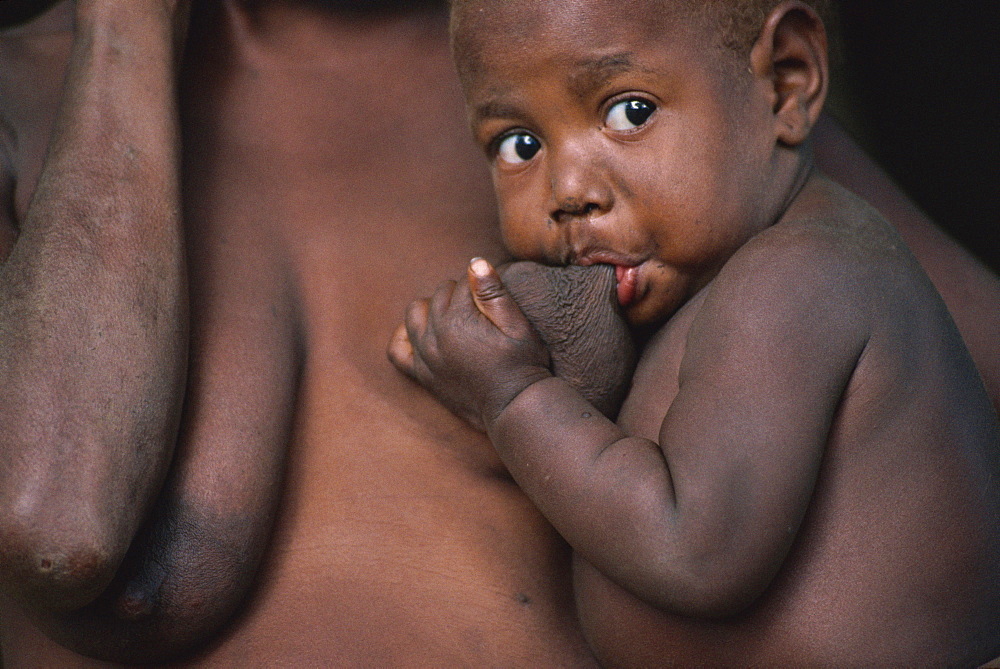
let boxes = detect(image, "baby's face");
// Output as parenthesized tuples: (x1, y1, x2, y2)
(454, 0, 782, 326)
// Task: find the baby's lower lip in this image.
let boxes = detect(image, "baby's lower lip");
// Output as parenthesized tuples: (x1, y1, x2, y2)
(615, 265, 639, 307)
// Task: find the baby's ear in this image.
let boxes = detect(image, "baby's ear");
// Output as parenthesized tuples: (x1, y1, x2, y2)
(750, 1, 828, 146)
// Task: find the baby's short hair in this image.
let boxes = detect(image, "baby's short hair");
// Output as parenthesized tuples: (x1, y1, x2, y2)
(695, 0, 836, 57)
(450, 0, 836, 63)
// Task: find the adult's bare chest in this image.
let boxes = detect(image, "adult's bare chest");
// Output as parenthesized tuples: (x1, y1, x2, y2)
(173, 112, 592, 667)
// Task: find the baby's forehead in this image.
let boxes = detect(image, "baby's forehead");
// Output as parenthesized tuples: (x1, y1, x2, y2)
(452, 0, 719, 97)
(452, 0, 681, 43)
(451, 0, 696, 80)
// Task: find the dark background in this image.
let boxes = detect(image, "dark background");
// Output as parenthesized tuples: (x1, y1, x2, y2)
(834, 1, 1000, 273)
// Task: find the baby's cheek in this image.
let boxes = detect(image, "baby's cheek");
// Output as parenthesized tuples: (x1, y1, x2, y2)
(497, 189, 553, 261)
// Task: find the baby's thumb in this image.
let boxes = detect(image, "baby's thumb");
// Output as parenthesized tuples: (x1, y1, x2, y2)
(468, 258, 531, 339)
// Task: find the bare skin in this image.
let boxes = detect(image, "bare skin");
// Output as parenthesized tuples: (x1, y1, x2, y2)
(812, 115, 1000, 418)
(0, 0, 998, 666)
(393, 0, 1000, 665)
(393, 261, 637, 428)
(0, 1, 594, 664)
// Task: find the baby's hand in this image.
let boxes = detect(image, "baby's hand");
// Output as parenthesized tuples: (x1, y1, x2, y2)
(388, 258, 552, 431)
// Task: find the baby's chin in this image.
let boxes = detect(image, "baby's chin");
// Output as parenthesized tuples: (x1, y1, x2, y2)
(621, 278, 691, 330)
(623, 303, 673, 330)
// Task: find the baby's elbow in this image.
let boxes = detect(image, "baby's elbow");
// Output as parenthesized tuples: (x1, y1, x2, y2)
(660, 570, 765, 619)
(630, 545, 773, 619)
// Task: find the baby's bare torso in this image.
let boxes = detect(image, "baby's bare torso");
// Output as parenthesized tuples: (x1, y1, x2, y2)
(576, 176, 1000, 666)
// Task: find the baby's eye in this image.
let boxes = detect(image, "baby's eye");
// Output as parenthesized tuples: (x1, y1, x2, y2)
(496, 132, 541, 164)
(605, 98, 656, 131)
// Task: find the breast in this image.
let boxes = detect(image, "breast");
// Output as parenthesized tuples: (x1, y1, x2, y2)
(180, 316, 594, 664)
(164, 23, 594, 662)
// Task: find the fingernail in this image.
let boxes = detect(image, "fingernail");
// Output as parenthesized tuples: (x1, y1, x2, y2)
(470, 257, 490, 277)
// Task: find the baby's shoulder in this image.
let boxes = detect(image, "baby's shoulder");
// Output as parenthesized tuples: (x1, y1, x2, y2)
(698, 174, 949, 357)
(720, 175, 926, 305)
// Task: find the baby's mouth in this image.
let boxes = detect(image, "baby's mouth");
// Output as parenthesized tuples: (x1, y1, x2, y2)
(567, 247, 642, 308)
(615, 265, 639, 307)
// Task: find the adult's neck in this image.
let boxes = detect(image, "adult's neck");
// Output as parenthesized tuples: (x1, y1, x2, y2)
(233, 0, 447, 30)
(194, 0, 451, 73)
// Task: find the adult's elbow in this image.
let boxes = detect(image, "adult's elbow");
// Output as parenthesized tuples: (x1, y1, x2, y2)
(41, 521, 262, 664)
(0, 510, 122, 613)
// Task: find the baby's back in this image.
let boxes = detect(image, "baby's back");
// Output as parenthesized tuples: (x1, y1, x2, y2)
(576, 175, 1000, 666)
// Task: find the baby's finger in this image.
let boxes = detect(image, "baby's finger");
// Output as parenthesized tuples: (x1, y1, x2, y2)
(404, 297, 432, 350)
(430, 279, 458, 319)
(387, 322, 416, 376)
(468, 257, 533, 340)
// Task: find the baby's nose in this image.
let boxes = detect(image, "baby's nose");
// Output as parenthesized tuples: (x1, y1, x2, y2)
(548, 149, 613, 224)
(556, 198, 603, 219)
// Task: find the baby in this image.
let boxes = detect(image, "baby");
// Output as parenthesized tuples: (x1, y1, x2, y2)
(389, 0, 1000, 664)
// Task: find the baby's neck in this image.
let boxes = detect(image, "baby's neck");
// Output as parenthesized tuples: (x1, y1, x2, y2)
(752, 138, 818, 240)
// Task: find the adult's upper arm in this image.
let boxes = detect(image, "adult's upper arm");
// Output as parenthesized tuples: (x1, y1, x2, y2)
(813, 114, 1000, 416)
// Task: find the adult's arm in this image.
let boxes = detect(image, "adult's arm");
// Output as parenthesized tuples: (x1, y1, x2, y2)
(0, 0, 188, 613)
(813, 114, 1000, 415)
(0, 1, 294, 662)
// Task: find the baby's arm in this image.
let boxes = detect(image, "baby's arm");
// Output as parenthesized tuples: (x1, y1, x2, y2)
(395, 249, 863, 617)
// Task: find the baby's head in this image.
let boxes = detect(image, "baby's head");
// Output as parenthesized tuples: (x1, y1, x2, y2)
(450, 0, 830, 326)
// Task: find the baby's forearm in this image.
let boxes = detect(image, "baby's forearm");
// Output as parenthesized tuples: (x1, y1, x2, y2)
(486, 377, 699, 607)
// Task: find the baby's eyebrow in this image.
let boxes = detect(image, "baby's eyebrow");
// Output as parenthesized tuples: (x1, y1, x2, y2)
(472, 95, 523, 124)
(567, 52, 638, 99)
